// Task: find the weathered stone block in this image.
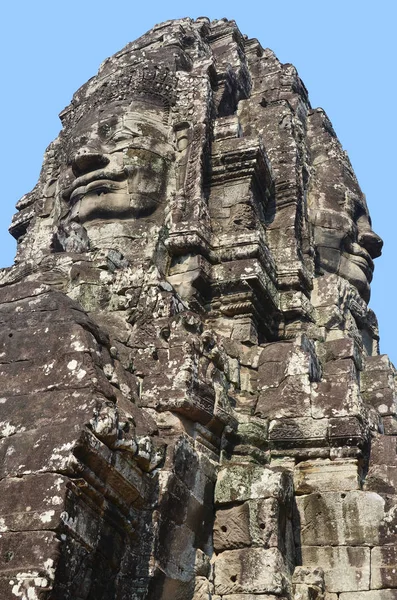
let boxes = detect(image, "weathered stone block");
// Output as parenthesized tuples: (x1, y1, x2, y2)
(249, 497, 290, 549)
(156, 521, 196, 581)
(371, 546, 397, 590)
(0, 530, 60, 578)
(0, 577, 51, 600)
(75, 428, 148, 505)
(295, 491, 385, 547)
(382, 416, 397, 435)
(292, 566, 324, 600)
(365, 355, 394, 373)
(365, 466, 397, 495)
(292, 566, 325, 588)
(256, 375, 311, 419)
(236, 418, 268, 449)
(215, 464, 293, 504)
(239, 365, 258, 394)
(365, 435, 397, 493)
(300, 546, 370, 592)
(311, 376, 361, 419)
(213, 548, 290, 596)
(256, 360, 285, 390)
(0, 424, 81, 479)
(0, 473, 68, 532)
(363, 387, 397, 417)
(0, 352, 96, 396)
(294, 459, 360, 494)
(258, 342, 294, 365)
(339, 591, 397, 599)
(322, 338, 362, 370)
(328, 416, 366, 446)
(62, 488, 111, 552)
(361, 367, 397, 416)
(269, 417, 328, 448)
(192, 576, 213, 600)
(323, 358, 358, 378)
(293, 583, 323, 599)
(315, 305, 344, 329)
(370, 435, 397, 465)
(0, 389, 99, 439)
(213, 503, 251, 551)
(221, 596, 289, 600)
(232, 318, 258, 345)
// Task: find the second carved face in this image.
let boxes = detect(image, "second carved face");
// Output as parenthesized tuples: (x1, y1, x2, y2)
(61, 99, 173, 226)
(311, 193, 382, 302)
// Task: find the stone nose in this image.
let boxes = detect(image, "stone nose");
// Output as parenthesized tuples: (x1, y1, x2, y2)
(358, 229, 383, 259)
(71, 150, 110, 177)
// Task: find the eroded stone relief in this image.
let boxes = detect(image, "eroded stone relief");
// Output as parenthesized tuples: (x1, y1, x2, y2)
(0, 16, 395, 600)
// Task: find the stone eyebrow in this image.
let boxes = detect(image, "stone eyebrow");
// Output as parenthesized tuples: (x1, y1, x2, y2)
(106, 126, 140, 141)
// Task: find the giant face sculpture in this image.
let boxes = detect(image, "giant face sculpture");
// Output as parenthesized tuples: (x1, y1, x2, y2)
(60, 98, 173, 227)
(311, 193, 382, 302)
(307, 112, 383, 303)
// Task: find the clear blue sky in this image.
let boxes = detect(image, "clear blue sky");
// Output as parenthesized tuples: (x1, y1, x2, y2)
(1, 1, 396, 362)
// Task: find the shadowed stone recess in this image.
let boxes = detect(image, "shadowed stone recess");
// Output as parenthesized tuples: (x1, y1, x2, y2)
(0, 16, 394, 600)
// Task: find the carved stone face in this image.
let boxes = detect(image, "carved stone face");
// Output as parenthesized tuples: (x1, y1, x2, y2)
(311, 193, 383, 302)
(61, 99, 173, 225)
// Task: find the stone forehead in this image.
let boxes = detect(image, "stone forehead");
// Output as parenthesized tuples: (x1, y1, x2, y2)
(68, 100, 170, 141)
(59, 64, 178, 131)
(309, 192, 369, 217)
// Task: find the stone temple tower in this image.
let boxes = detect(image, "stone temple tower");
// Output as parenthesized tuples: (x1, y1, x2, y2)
(0, 16, 395, 600)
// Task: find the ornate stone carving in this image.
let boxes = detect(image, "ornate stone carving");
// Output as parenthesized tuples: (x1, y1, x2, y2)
(0, 16, 395, 600)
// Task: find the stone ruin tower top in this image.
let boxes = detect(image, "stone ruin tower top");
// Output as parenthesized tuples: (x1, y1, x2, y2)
(0, 16, 395, 600)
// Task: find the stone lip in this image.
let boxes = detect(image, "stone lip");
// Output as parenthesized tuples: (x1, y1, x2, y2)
(64, 170, 126, 202)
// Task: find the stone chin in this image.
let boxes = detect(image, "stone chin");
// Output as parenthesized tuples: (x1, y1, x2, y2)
(339, 254, 372, 303)
(315, 249, 373, 303)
